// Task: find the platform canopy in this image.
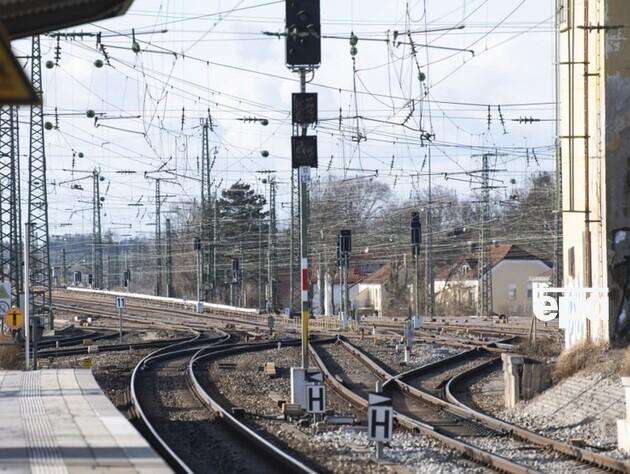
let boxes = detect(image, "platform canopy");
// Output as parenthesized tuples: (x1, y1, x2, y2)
(0, 0, 134, 39)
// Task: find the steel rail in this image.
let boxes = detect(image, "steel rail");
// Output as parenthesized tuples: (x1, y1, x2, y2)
(187, 338, 335, 474)
(129, 331, 229, 473)
(38, 333, 198, 358)
(310, 345, 536, 474)
(344, 338, 630, 474)
(53, 297, 274, 332)
(444, 358, 630, 474)
(309, 341, 536, 474)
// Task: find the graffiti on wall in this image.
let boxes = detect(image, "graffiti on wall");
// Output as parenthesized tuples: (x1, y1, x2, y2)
(533, 282, 609, 348)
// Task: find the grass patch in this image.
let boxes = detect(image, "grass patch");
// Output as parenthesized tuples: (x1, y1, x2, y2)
(619, 347, 630, 377)
(0, 336, 22, 370)
(552, 339, 608, 382)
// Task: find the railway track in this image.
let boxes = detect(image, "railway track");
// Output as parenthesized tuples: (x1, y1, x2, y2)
(337, 338, 629, 473)
(310, 340, 531, 473)
(130, 332, 320, 473)
(54, 288, 561, 341)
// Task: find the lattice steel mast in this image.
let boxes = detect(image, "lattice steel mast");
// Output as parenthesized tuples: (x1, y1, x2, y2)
(154, 178, 163, 296)
(200, 120, 214, 300)
(28, 35, 53, 329)
(92, 168, 103, 289)
(267, 176, 277, 310)
(0, 106, 22, 304)
(476, 153, 493, 318)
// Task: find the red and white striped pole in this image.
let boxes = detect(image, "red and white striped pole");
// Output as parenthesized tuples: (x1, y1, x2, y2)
(301, 256, 309, 367)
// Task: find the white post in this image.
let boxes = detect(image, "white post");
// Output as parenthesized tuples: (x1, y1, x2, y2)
(23, 223, 31, 370)
(118, 307, 123, 342)
(375, 381, 383, 460)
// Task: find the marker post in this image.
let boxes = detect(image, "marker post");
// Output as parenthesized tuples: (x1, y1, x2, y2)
(375, 381, 383, 460)
(116, 296, 126, 342)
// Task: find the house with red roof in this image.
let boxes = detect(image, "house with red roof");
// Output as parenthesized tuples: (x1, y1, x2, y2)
(313, 244, 552, 318)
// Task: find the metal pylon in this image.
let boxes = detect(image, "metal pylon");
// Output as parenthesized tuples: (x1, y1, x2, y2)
(200, 121, 214, 300)
(92, 169, 103, 289)
(477, 153, 493, 318)
(28, 35, 53, 329)
(0, 106, 22, 303)
(154, 178, 163, 296)
(267, 177, 277, 309)
(165, 217, 174, 297)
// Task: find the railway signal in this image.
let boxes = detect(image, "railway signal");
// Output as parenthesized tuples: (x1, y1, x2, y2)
(285, 0, 321, 67)
(411, 211, 422, 327)
(338, 230, 351, 327)
(285, 0, 321, 377)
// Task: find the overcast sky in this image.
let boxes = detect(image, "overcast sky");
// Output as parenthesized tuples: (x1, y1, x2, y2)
(11, 0, 556, 237)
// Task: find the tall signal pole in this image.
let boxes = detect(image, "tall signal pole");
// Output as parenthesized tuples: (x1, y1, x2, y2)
(92, 168, 104, 289)
(28, 35, 53, 329)
(411, 212, 421, 319)
(290, 170, 299, 313)
(0, 106, 22, 303)
(286, 0, 321, 377)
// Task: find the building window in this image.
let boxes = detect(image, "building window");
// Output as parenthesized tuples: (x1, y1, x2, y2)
(527, 282, 533, 299)
(508, 284, 517, 301)
(568, 247, 575, 278)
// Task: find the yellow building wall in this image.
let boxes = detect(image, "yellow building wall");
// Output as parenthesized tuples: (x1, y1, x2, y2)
(491, 260, 551, 316)
(559, 0, 610, 342)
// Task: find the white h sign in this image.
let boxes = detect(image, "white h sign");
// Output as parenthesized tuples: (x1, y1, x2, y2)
(368, 393, 393, 442)
(306, 384, 326, 413)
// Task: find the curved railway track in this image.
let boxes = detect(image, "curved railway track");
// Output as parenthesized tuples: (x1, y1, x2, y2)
(130, 332, 321, 473)
(310, 340, 533, 473)
(337, 337, 629, 473)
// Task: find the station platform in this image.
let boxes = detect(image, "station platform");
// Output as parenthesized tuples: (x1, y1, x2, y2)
(0, 369, 171, 473)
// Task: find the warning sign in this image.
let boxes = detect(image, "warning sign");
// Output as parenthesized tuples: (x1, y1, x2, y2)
(0, 24, 39, 105)
(4, 307, 23, 329)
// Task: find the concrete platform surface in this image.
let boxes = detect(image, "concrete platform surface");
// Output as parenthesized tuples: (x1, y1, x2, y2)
(0, 369, 172, 473)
